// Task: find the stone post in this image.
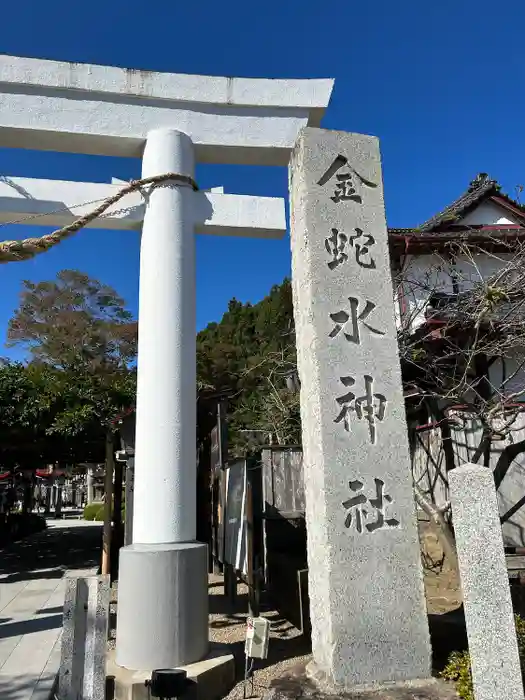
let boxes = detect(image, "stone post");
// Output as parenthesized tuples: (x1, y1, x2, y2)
(44, 484, 51, 514)
(87, 466, 95, 505)
(289, 128, 431, 689)
(55, 484, 62, 518)
(115, 129, 208, 671)
(449, 464, 525, 700)
(59, 575, 111, 700)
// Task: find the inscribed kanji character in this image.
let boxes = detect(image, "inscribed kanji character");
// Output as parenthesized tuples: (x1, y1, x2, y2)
(334, 376, 356, 432)
(355, 375, 387, 445)
(341, 479, 367, 532)
(365, 478, 400, 532)
(342, 477, 399, 533)
(317, 154, 377, 204)
(329, 297, 385, 344)
(325, 228, 349, 270)
(349, 228, 376, 269)
(334, 374, 387, 445)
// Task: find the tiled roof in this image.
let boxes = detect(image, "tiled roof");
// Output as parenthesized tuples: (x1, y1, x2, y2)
(387, 174, 525, 247)
(418, 173, 502, 232)
(388, 226, 525, 239)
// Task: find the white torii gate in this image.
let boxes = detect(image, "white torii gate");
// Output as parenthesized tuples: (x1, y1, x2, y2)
(0, 54, 333, 671)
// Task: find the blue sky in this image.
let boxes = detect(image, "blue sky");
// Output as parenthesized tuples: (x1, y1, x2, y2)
(1, 0, 524, 360)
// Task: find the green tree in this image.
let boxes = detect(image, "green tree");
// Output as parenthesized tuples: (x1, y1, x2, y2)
(5, 270, 137, 462)
(47, 361, 135, 439)
(7, 269, 137, 370)
(0, 362, 106, 469)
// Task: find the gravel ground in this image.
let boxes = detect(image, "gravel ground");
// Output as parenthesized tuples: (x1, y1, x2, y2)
(208, 574, 311, 700)
(108, 574, 311, 699)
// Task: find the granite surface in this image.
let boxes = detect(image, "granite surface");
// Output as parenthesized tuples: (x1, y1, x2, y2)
(289, 128, 431, 688)
(263, 665, 458, 700)
(59, 574, 110, 700)
(450, 464, 524, 700)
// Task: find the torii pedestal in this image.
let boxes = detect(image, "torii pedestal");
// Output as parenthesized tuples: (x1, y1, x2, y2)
(0, 55, 333, 673)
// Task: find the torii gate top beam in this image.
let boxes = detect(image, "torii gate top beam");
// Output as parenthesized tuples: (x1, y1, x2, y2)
(0, 55, 334, 166)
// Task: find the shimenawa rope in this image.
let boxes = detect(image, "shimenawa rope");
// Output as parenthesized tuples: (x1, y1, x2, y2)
(0, 172, 198, 263)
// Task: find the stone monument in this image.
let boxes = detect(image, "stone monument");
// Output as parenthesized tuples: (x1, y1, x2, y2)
(289, 128, 431, 689)
(449, 463, 525, 700)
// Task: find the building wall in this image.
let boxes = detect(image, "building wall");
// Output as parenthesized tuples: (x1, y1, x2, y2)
(461, 201, 521, 226)
(398, 253, 452, 330)
(488, 350, 525, 402)
(398, 199, 520, 330)
(399, 251, 515, 332)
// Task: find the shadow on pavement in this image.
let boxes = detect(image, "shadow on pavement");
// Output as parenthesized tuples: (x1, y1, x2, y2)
(0, 568, 64, 584)
(0, 673, 56, 700)
(35, 605, 63, 615)
(0, 524, 103, 585)
(0, 614, 63, 639)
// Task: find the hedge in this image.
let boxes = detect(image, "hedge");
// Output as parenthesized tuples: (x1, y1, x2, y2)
(83, 502, 105, 521)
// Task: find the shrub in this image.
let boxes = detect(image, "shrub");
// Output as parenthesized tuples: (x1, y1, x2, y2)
(516, 614, 525, 659)
(84, 502, 125, 522)
(93, 505, 105, 521)
(440, 651, 473, 700)
(441, 614, 525, 699)
(83, 502, 104, 521)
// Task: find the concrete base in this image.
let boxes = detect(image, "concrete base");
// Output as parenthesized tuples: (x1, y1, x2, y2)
(107, 645, 235, 700)
(115, 541, 208, 670)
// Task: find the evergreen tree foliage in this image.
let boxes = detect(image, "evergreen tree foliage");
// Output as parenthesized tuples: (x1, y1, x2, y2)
(197, 279, 298, 453)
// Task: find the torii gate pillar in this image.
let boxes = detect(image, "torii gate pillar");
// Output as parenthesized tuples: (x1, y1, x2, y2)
(116, 128, 208, 669)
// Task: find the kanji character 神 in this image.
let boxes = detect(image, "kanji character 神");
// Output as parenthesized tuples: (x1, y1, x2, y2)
(334, 374, 387, 445)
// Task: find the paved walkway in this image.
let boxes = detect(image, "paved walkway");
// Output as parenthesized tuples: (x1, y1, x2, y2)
(0, 518, 102, 699)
